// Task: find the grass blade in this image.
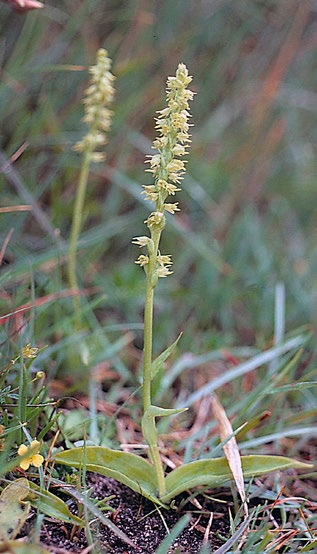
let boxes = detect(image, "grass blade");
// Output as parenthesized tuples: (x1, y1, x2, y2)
(155, 514, 191, 554)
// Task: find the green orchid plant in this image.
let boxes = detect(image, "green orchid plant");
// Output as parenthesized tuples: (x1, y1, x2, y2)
(68, 48, 115, 328)
(55, 50, 311, 507)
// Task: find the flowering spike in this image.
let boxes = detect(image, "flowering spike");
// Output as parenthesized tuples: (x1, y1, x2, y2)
(133, 63, 194, 282)
(73, 48, 115, 162)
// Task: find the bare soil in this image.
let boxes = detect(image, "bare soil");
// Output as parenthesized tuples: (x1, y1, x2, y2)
(38, 473, 232, 553)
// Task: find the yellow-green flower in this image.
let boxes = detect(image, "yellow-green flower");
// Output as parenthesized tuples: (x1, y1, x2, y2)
(156, 266, 173, 277)
(157, 254, 172, 266)
(17, 440, 44, 471)
(141, 185, 158, 203)
(135, 254, 149, 267)
(163, 202, 180, 214)
(144, 211, 165, 229)
(132, 236, 152, 248)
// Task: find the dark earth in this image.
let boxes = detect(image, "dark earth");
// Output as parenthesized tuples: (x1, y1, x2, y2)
(38, 473, 232, 553)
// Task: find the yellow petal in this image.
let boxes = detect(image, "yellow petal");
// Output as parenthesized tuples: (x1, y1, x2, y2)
(31, 454, 44, 468)
(30, 440, 40, 452)
(19, 459, 31, 471)
(17, 444, 28, 456)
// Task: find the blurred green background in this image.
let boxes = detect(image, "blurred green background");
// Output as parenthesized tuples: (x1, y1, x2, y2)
(0, 0, 316, 375)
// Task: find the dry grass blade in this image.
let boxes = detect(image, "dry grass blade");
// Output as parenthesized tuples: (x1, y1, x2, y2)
(0, 227, 14, 266)
(211, 394, 248, 519)
(0, 205, 32, 213)
(203, 511, 213, 546)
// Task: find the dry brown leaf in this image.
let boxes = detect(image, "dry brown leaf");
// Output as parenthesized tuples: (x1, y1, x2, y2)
(211, 394, 248, 518)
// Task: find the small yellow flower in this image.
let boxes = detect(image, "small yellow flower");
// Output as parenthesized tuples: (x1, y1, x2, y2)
(17, 440, 44, 471)
(22, 344, 39, 359)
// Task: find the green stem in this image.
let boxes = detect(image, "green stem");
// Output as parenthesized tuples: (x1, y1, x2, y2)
(142, 228, 161, 412)
(142, 275, 154, 413)
(148, 433, 166, 498)
(68, 149, 92, 325)
(142, 230, 166, 496)
(18, 358, 28, 444)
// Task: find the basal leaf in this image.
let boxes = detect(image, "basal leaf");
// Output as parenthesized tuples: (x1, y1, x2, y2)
(54, 446, 166, 507)
(28, 481, 84, 525)
(55, 448, 312, 507)
(162, 455, 312, 503)
(0, 540, 50, 553)
(0, 478, 30, 540)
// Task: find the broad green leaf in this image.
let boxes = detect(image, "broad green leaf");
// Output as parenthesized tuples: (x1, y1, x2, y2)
(162, 455, 312, 503)
(54, 446, 166, 507)
(54, 448, 312, 507)
(151, 333, 182, 379)
(0, 541, 50, 553)
(28, 481, 84, 525)
(0, 478, 30, 540)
